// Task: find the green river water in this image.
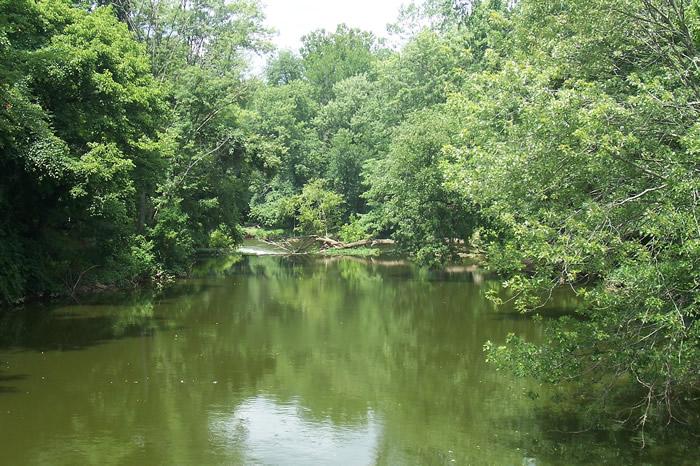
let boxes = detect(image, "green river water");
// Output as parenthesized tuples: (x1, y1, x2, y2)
(0, 254, 696, 465)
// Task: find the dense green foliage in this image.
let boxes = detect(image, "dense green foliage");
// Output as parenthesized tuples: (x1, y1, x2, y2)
(1, 0, 269, 298)
(1, 0, 698, 436)
(1, 0, 167, 299)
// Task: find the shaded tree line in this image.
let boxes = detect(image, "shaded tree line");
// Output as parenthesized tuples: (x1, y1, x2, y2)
(0, 0, 271, 300)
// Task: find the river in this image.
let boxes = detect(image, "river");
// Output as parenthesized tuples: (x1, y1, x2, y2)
(0, 254, 695, 465)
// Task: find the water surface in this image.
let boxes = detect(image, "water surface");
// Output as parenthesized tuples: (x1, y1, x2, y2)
(0, 255, 695, 465)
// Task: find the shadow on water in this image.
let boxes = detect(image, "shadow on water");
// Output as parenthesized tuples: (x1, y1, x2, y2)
(0, 267, 233, 353)
(0, 309, 159, 352)
(0, 292, 192, 354)
(0, 372, 26, 394)
(490, 405, 700, 466)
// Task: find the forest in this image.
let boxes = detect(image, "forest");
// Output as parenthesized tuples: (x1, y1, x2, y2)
(1, 0, 698, 438)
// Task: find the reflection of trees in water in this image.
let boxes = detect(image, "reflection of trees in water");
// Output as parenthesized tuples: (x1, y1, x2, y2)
(0, 256, 689, 465)
(190, 254, 244, 279)
(173, 256, 546, 463)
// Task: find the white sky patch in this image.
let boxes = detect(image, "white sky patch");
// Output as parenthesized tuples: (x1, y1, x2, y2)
(250, 0, 409, 74)
(263, 0, 407, 50)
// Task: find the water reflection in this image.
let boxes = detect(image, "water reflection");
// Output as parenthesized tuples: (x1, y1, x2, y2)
(211, 396, 381, 465)
(0, 255, 695, 465)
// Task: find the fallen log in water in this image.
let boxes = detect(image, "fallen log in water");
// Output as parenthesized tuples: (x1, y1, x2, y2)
(261, 236, 317, 254)
(315, 237, 395, 249)
(259, 236, 395, 254)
